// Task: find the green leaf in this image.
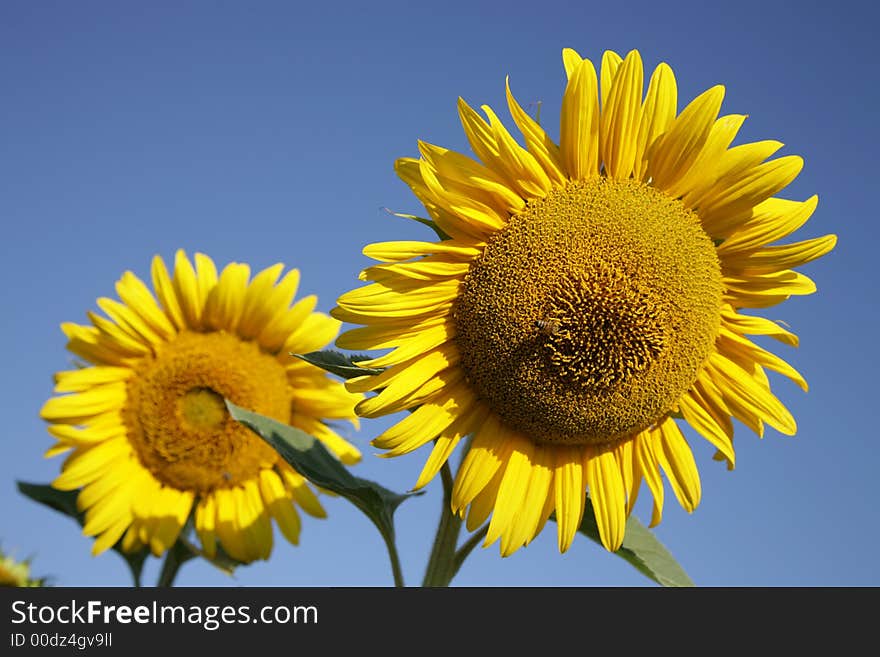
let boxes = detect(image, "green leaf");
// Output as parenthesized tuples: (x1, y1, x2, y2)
(17, 481, 150, 587)
(381, 207, 451, 240)
(295, 350, 384, 379)
(573, 504, 695, 587)
(226, 401, 419, 554)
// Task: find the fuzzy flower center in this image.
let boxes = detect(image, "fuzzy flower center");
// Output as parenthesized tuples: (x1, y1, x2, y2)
(124, 331, 291, 492)
(453, 177, 723, 445)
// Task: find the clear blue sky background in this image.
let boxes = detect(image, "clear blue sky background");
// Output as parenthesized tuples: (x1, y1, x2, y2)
(2, 0, 876, 587)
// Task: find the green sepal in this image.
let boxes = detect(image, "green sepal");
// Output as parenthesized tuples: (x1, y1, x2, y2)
(381, 207, 451, 241)
(295, 350, 384, 379)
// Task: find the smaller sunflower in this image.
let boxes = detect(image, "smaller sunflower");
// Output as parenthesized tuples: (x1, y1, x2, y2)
(41, 250, 362, 563)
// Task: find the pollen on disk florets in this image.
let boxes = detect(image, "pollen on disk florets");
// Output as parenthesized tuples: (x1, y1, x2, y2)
(453, 177, 723, 445)
(123, 331, 291, 492)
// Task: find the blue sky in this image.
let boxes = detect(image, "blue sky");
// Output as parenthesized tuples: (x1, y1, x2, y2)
(1, 0, 876, 587)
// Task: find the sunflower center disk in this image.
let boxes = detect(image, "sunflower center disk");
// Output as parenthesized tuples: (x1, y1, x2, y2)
(124, 331, 291, 492)
(454, 178, 723, 446)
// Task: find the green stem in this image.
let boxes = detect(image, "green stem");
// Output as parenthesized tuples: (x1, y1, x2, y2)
(421, 463, 463, 587)
(451, 523, 489, 577)
(382, 529, 406, 587)
(156, 541, 191, 587)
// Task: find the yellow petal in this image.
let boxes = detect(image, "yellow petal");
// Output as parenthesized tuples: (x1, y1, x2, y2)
(203, 262, 250, 332)
(263, 294, 318, 352)
(362, 239, 482, 263)
(90, 512, 133, 556)
(647, 85, 725, 191)
(193, 252, 218, 307)
(678, 388, 736, 467)
(352, 323, 453, 368)
(96, 297, 165, 348)
(414, 402, 489, 490)
(371, 379, 474, 457)
(505, 77, 566, 185)
(215, 488, 248, 562)
(243, 479, 273, 560)
(467, 468, 504, 532)
(283, 312, 340, 355)
(53, 366, 132, 393)
(77, 458, 140, 511)
(418, 159, 508, 238)
(634, 62, 677, 181)
(172, 250, 202, 329)
(260, 469, 302, 546)
(720, 305, 799, 347)
(724, 269, 816, 308)
(585, 447, 627, 551)
(451, 414, 513, 512)
(562, 47, 583, 79)
(722, 234, 836, 275)
(335, 315, 448, 351)
(255, 268, 303, 350)
(336, 276, 460, 310)
(354, 368, 459, 419)
(615, 438, 642, 516)
(195, 494, 218, 558)
(289, 414, 361, 466)
(151, 254, 185, 330)
(41, 383, 128, 423)
(600, 50, 643, 180)
(553, 445, 586, 553)
(361, 257, 471, 285)
(418, 140, 525, 214)
(698, 156, 804, 229)
(717, 196, 818, 254)
(61, 322, 129, 366)
(481, 104, 551, 198)
(114, 271, 176, 340)
(505, 444, 553, 552)
(486, 434, 535, 553)
(395, 158, 490, 242)
(86, 312, 152, 356)
(656, 418, 701, 512)
(718, 326, 807, 390)
(668, 114, 746, 200)
(237, 263, 285, 340)
(706, 353, 796, 435)
(635, 429, 665, 527)
(278, 465, 326, 518)
(600, 50, 623, 108)
(560, 57, 599, 180)
(346, 342, 458, 394)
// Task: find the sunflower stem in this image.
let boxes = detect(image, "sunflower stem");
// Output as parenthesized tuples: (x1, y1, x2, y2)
(156, 541, 190, 587)
(382, 530, 406, 588)
(421, 462, 463, 587)
(451, 523, 489, 577)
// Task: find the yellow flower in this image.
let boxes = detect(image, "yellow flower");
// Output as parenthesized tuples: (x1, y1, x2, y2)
(0, 550, 41, 587)
(334, 49, 835, 556)
(41, 250, 362, 563)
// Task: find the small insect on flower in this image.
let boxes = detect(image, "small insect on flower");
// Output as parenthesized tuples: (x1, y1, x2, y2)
(533, 317, 562, 336)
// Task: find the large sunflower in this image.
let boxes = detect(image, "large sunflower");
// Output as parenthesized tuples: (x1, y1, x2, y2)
(334, 48, 835, 556)
(41, 250, 362, 563)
